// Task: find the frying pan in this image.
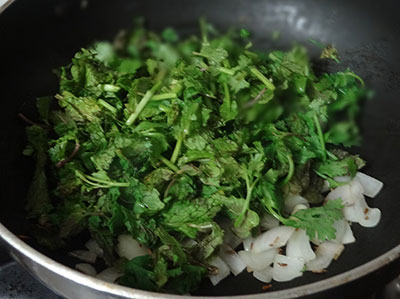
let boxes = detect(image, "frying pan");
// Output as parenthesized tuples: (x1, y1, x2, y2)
(0, 0, 400, 298)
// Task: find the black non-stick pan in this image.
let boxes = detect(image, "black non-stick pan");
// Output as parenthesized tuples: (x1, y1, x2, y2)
(0, 0, 400, 298)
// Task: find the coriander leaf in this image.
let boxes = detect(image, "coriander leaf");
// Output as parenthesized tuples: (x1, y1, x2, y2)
(119, 255, 157, 291)
(283, 199, 344, 241)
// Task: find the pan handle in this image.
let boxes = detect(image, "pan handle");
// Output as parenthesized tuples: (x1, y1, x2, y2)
(0, 0, 14, 14)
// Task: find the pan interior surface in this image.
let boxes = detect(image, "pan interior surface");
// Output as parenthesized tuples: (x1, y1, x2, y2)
(0, 0, 400, 297)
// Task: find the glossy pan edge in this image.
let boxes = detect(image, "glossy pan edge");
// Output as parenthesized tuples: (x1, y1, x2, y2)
(1, 222, 400, 298)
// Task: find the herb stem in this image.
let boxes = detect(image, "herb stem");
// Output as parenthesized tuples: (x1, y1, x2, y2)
(217, 67, 235, 76)
(170, 135, 183, 164)
(313, 114, 327, 160)
(151, 93, 177, 101)
(160, 155, 179, 172)
(223, 82, 230, 108)
(280, 154, 294, 186)
(126, 81, 162, 126)
(75, 170, 130, 188)
(234, 172, 252, 227)
(346, 72, 365, 87)
(250, 67, 275, 91)
(98, 99, 117, 114)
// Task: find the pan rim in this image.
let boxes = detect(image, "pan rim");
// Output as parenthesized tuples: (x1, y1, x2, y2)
(0, 222, 399, 298)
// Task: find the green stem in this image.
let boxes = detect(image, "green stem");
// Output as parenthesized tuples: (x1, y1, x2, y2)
(126, 81, 162, 126)
(101, 84, 121, 92)
(151, 93, 177, 101)
(280, 154, 294, 186)
(327, 150, 338, 160)
(234, 172, 252, 227)
(223, 82, 230, 107)
(313, 114, 327, 160)
(75, 171, 108, 189)
(217, 67, 235, 76)
(98, 99, 117, 114)
(75, 170, 130, 188)
(160, 156, 179, 172)
(345, 72, 365, 87)
(265, 202, 286, 223)
(250, 67, 276, 91)
(170, 135, 183, 164)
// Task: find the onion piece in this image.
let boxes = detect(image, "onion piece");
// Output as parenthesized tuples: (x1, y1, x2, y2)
(75, 263, 97, 276)
(359, 206, 381, 228)
(343, 196, 381, 227)
(331, 219, 347, 244)
(306, 241, 344, 272)
(242, 237, 255, 252)
(252, 226, 295, 253)
(322, 180, 331, 193)
(284, 194, 309, 215)
(355, 172, 384, 198)
(260, 213, 280, 231)
(334, 175, 351, 183)
(208, 256, 230, 286)
(85, 239, 104, 257)
(286, 229, 316, 263)
(272, 254, 304, 282)
(326, 180, 363, 206)
(219, 244, 246, 276)
(342, 222, 356, 244)
(69, 250, 97, 264)
(96, 267, 122, 283)
(291, 204, 308, 215)
(238, 248, 278, 272)
(323, 176, 351, 191)
(116, 234, 148, 260)
(253, 266, 273, 283)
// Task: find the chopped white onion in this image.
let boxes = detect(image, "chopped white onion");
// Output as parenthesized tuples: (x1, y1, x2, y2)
(334, 175, 351, 183)
(291, 204, 308, 215)
(355, 172, 384, 198)
(252, 226, 295, 253)
(238, 248, 277, 271)
(85, 239, 104, 257)
(253, 266, 273, 283)
(306, 241, 344, 272)
(323, 176, 351, 191)
(359, 207, 381, 228)
(116, 234, 148, 260)
(96, 267, 122, 283)
(286, 229, 316, 263)
(331, 219, 347, 244)
(259, 213, 280, 231)
(242, 236, 255, 251)
(343, 196, 381, 227)
(342, 222, 356, 244)
(208, 256, 230, 286)
(75, 263, 97, 276)
(272, 254, 304, 282)
(69, 250, 97, 264)
(284, 194, 309, 215)
(219, 244, 246, 276)
(326, 180, 363, 206)
(322, 180, 331, 193)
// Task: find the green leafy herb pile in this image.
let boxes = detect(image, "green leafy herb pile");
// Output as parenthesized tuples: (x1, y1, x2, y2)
(24, 19, 368, 293)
